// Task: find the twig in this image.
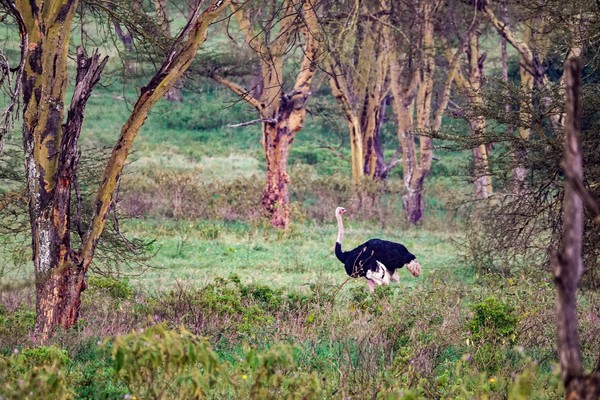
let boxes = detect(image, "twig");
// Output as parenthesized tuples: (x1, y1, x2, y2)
(226, 118, 276, 128)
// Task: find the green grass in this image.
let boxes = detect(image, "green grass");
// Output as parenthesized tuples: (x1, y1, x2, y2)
(113, 219, 460, 294)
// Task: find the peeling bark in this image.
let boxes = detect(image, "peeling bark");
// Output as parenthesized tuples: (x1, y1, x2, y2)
(15, 0, 230, 339)
(388, 2, 436, 224)
(216, 0, 320, 228)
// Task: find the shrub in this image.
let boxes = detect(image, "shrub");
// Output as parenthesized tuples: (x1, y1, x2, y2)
(0, 308, 36, 349)
(87, 276, 133, 300)
(109, 324, 225, 400)
(70, 340, 127, 400)
(244, 344, 321, 400)
(468, 297, 518, 342)
(467, 296, 519, 374)
(0, 345, 73, 399)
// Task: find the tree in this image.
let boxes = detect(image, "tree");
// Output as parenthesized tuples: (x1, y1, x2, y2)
(326, 0, 394, 183)
(482, 1, 576, 194)
(387, 0, 467, 223)
(453, 24, 493, 199)
(211, 0, 322, 228)
(155, 0, 183, 101)
(2, 0, 230, 339)
(552, 56, 600, 399)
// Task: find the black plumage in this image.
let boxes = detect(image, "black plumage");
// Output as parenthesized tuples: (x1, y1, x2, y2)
(334, 206, 421, 289)
(335, 239, 416, 278)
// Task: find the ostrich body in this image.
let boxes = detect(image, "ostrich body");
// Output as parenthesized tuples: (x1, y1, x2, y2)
(335, 207, 421, 291)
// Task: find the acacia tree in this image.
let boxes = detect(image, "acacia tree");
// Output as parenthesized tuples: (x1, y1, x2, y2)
(387, 0, 468, 223)
(552, 56, 600, 399)
(453, 24, 493, 199)
(326, 0, 393, 183)
(211, 0, 321, 228)
(482, 1, 581, 194)
(2, 0, 230, 339)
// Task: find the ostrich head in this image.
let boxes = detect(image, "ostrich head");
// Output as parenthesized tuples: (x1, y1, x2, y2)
(336, 207, 346, 216)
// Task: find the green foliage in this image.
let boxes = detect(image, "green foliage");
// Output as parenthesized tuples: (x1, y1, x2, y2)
(468, 297, 518, 341)
(244, 345, 321, 400)
(70, 340, 128, 400)
(87, 276, 133, 300)
(0, 346, 73, 399)
(348, 284, 393, 315)
(240, 283, 284, 312)
(108, 325, 322, 399)
(109, 324, 225, 400)
(0, 308, 36, 348)
(466, 296, 519, 374)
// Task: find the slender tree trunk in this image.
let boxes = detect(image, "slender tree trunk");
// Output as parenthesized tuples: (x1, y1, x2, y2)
(453, 27, 492, 199)
(395, 97, 424, 224)
(468, 32, 492, 199)
(262, 123, 292, 228)
(373, 96, 389, 178)
(329, 69, 364, 184)
(552, 56, 600, 399)
(361, 47, 388, 179)
(155, 0, 183, 102)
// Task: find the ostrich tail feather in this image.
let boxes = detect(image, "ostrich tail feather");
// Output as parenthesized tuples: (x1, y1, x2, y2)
(407, 259, 421, 277)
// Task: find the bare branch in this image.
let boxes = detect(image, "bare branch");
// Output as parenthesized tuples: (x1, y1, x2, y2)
(380, 147, 403, 177)
(79, 0, 232, 270)
(226, 118, 276, 127)
(0, 2, 27, 155)
(212, 73, 262, 110)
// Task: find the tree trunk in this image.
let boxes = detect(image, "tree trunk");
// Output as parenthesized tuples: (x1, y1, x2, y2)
(262, 122, 292, 228)
(390, 2, 435, 224)
(16, 0, 79, 338)
(472, 142, 492, 199)
(403, 181, 425, 225)
(361, 46, 388, 179)
(454, 28, 492, 200)
(13, 0, 230, 340)
(395, 97, 425, 224)
(329, 69, 364, 184)
(553, 56, 600, 400)
(155, 0, 183, 102)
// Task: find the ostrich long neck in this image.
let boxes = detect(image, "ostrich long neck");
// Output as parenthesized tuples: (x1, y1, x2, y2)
(335, 211, 348, 263)
(336, 212, 344, 245)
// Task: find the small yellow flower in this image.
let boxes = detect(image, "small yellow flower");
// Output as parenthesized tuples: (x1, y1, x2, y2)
(489, 378, 495, 384)
(242, 374, 248, 380)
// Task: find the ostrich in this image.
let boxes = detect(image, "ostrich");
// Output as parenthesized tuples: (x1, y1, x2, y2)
(334, 206, 421, 292)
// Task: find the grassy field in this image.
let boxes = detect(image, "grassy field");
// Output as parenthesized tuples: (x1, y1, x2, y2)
(120, 219, 460, 292)
(0, 30, 595, 399)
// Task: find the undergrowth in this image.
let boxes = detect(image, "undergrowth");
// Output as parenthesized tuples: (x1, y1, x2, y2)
(0, 271, 577, 399)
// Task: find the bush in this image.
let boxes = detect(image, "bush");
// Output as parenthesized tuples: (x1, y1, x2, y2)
(109, 324, 225, 399)
(87, 276, 133, 300)
(70, 340, 127, 400)
(244, 344, 321, 400)
(468, 297, 518, 342)
(0, 345, 73, 399)
(0, 308, 36, 349)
